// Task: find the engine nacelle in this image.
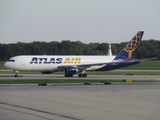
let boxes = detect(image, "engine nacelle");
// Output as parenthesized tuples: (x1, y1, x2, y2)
(41, 71, 53, 74)
(65, 66, 77, 75)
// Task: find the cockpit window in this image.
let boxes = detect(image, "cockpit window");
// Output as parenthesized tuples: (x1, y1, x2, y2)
(8, 59, 15, 62)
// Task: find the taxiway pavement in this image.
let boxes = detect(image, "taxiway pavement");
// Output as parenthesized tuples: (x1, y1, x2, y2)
(0, 84, 160, 120)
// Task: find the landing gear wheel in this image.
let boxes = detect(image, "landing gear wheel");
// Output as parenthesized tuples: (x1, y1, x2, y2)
(78, 74, 87, 77)
(83, 74, 87, 77)
(65, 74, 73, 77)
(15, 74, 19, 77)
(78, 74, 82, 77)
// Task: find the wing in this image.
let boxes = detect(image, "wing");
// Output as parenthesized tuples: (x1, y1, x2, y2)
(57, 59, 141, 71)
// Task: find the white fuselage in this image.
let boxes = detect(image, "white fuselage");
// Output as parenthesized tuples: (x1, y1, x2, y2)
(4, 55, 116, 71)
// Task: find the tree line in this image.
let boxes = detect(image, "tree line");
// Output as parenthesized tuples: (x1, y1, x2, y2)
(0, 39, 160, 61)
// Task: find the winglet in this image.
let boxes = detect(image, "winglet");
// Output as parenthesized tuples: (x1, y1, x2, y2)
(114, 31, 144, 60)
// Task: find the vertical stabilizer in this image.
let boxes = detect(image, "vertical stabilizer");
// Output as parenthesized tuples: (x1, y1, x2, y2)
(114, 31, 144, 60)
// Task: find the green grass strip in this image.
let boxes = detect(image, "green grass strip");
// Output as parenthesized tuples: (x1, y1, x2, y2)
(0, 79, 149, 84)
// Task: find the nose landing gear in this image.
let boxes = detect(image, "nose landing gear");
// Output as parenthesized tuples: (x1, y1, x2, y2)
(14, 70, 19, 77)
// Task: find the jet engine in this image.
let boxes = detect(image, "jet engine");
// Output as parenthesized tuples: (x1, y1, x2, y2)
(64, 66, 77, 77)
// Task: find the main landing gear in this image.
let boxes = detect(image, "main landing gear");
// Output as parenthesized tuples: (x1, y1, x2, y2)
(65, 74, 73, 77)
(78, 73, 87, 77)
(64, 74, 87, 77)
(78, 70, 87, 77)
(64, 70, 87, 77)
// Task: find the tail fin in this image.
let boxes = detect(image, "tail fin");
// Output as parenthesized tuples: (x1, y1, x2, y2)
(114, 31, 144, 60)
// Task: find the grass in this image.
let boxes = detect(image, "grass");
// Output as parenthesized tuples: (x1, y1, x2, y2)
(0, 79, 101, 84)
(0, 61, 5, 69)
(0, 79, 150, 84)
(121, 60, 160, 70)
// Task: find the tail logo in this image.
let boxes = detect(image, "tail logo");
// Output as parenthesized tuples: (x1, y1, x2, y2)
(123, 31, 142, 58)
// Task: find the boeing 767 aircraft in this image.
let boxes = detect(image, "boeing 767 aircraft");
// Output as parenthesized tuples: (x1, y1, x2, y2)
(4, 31, 144, 77)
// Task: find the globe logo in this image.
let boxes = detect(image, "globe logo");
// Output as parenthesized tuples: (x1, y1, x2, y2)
(123, 32, 142, 58)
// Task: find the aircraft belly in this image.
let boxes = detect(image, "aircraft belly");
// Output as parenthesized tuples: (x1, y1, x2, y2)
(86, 65, 105, 71)
(22, 64, 57, 71)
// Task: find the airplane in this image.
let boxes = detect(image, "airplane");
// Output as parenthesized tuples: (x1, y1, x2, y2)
(4, 31, 144, 77)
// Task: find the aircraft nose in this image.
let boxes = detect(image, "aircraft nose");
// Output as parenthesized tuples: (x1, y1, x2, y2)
(4, 62, 7, 68)
(4, 62, 10, 69)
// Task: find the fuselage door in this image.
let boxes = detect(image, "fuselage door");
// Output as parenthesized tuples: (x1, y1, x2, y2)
(21, 59, 25, 68)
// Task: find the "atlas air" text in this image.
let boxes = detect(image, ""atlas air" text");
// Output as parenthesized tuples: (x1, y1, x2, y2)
(30, 57, 81, 64)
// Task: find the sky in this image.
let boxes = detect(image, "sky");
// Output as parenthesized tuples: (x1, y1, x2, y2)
(0, 0, 160, 44)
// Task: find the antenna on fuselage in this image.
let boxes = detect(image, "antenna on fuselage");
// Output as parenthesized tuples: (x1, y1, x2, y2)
(108, 44, 112, 56)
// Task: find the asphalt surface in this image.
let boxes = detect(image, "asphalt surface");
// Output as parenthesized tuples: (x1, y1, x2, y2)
(0, 72, 160, 119)
(0, 84, 160, 120)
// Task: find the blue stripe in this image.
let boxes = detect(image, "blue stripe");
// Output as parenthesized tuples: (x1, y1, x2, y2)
(96, 60, 140, 71)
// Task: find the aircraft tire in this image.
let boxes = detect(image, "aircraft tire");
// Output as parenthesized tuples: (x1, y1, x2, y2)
(15, 74, 18, 77)
(78, 74, 82, 77)
(65, 74, 73, 77)
(83, 74, 87, 77)
(78, 74, 87, 77)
